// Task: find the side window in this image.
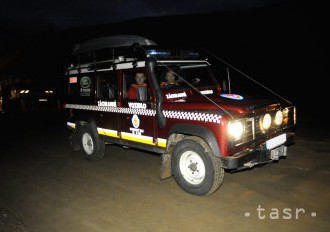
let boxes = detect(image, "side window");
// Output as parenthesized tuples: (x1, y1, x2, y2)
(158, 66, 180, 90)
(97, 71, 117, 100)
(123, 70, 150, 101)
(157, 65, 214, 89)
(181, 67, 214, 87)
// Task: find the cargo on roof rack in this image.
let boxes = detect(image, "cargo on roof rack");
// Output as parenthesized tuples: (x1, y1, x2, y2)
(72, 35, 157, 55)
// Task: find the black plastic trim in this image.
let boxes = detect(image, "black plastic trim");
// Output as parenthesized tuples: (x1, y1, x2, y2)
(169, 123, 221, 157)
(221, 133, 295, 169)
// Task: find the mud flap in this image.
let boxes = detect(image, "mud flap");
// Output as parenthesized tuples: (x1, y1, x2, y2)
(70, 131, 81, 151)
(159, 153, 172, 180)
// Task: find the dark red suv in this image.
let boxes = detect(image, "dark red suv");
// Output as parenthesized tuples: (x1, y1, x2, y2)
(65, 35, 296, 195)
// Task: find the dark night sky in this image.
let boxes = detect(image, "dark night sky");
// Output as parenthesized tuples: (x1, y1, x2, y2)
(1, 0, 284, 29)
(0, 0, 327, 112)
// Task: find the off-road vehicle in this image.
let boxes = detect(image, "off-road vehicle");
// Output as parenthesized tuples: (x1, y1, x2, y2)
(65, 35, 296, 195)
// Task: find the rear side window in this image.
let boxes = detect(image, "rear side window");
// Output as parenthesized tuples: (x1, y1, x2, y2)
(97, 71, 117, 100)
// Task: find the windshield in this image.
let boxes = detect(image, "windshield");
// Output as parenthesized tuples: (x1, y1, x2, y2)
(156, 63, 219, 91)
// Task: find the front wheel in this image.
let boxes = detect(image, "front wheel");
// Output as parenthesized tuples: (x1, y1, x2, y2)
(172, 136, 224, 195)
(79, 124, 105, 160)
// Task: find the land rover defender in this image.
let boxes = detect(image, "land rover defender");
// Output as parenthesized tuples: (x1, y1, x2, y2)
(64, 35, 296, 195)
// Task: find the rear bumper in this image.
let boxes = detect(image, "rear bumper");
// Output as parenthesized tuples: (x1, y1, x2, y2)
(221, 133, 295, 170)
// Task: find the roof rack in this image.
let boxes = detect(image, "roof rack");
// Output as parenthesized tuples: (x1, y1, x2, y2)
(72, 35, 157, 55)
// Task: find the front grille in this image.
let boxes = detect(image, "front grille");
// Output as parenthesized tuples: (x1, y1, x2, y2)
(254, 115, 262, 137)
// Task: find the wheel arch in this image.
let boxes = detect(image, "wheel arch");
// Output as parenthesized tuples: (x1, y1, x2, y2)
(168, 123, 221, 157)
(74, 114, 98, 134)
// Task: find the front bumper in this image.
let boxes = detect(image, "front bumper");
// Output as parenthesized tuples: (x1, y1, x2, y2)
(221, 133, 295, 170)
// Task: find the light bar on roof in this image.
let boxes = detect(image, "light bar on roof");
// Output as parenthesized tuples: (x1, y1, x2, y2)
(145, 49, 171, 58)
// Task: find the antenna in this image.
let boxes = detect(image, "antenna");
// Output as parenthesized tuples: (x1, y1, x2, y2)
(226, 68, 231, 94)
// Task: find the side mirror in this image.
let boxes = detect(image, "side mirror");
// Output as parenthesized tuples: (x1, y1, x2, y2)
(137, 86, 147, 101)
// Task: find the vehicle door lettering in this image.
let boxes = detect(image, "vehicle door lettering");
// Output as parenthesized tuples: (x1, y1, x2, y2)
(97, 100, 117, 107)
(165, 92, 187, 99)
(200, 90, 214, 95)
(128, 102, 147, 109)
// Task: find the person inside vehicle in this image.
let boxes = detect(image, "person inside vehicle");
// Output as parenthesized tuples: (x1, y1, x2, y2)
(160, 70, 179, 88)
(127, 72, 147, 99)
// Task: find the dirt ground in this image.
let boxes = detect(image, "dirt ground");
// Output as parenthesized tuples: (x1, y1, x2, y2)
(0, 112, 329, 232)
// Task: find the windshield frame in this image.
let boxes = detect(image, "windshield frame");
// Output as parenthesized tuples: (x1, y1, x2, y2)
(156, 60, 221, 93)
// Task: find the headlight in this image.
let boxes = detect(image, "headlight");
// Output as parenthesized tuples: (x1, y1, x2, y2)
(274, 110, 283, 126)
(261, 113, 271, 130)
(228, 121, 244, 140)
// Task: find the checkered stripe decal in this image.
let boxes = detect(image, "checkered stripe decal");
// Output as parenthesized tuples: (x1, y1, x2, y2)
(116, 107, 155, 116)
(65, 104, 221, 124)
(163, 110, 221, 123)
(65, 104, 155, 116)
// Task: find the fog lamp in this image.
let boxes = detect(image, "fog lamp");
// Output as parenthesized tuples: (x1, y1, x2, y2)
(274, 110, 283, 126)
(261, 113, 271, 130)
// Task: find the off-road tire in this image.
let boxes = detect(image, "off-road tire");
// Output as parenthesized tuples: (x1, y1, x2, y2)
(79, 124, 105, 161)
(171, 136, 224, 195)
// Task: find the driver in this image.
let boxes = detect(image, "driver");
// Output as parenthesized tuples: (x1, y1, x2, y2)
(160, 70, 179, 88)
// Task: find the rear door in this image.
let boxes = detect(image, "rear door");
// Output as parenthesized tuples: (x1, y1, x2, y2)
(96, 70, 120, 139)
(119, 68, 157, 147)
